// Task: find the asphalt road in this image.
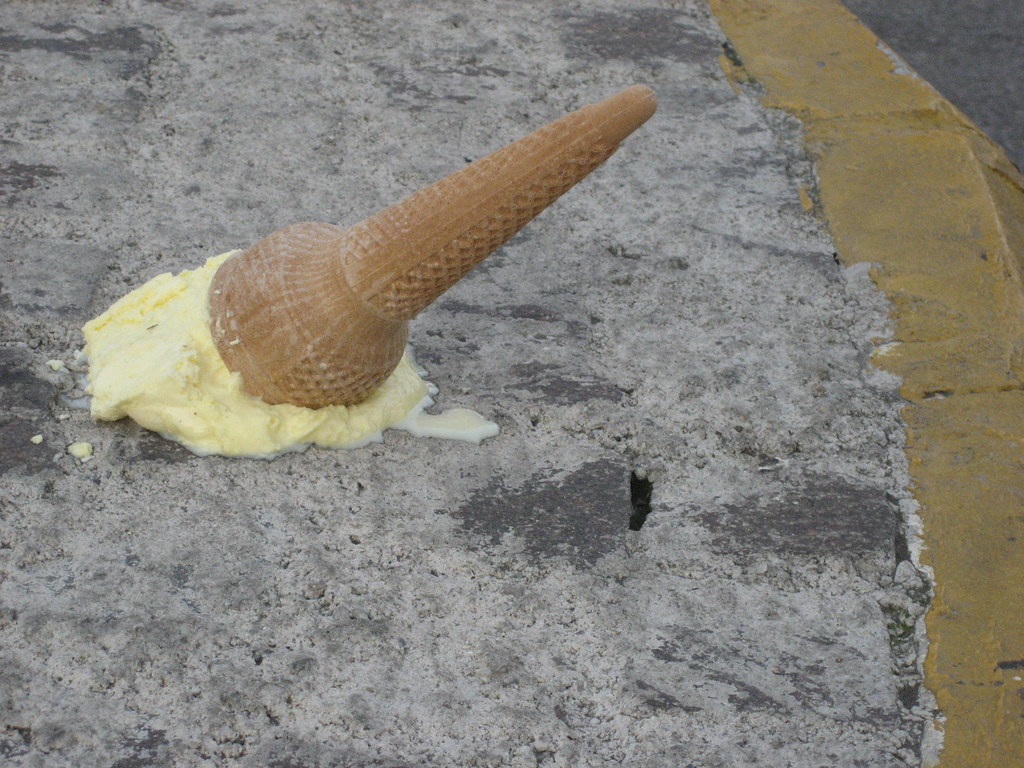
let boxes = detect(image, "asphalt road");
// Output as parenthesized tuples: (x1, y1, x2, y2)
(844, 0, 1024, 170)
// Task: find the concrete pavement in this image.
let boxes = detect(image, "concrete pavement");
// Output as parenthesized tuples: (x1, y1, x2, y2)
(4, 1, 1007, 766)
(711, 2, 1024, 765)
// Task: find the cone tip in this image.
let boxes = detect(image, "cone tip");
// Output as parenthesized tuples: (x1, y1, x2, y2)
(622, 84, 658, 114)
(589, 85, 657, 146)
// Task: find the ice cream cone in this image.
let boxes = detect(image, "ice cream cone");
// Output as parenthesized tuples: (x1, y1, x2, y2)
(208, 85, 657, 408)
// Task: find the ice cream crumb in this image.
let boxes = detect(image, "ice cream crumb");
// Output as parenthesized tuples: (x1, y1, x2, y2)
(30, 434, 43, 444)
(68, 441, 94, 461)
(46, 359, 66, 371)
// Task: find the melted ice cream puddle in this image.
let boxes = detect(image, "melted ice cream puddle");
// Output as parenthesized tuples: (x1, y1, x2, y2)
(82, 251, 497, 458)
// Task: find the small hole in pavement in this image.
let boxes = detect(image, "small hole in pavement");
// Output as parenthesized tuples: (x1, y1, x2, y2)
(629, 471, 653, 531)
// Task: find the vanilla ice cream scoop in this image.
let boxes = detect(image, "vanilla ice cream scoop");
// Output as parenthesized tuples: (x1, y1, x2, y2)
(208, 85, 657, 409)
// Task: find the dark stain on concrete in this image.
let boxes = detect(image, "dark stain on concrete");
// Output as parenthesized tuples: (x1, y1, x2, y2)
(208, 4, 246, 17)
(560, 8, 719, 65)
(0, 727, 31, 760)
(0, 416, 53, 475)
(0, 24, 159, 79)
(134, 431, 192, 464)
(451, 459, 629, 565)
(110, 728, 169, 768)
(710, 671, 788, 713)
(0, 348, 56, 411)
(688, 223, 842, 280)
(656, 630, 788, 714)
(0, 162, 61, 206)
(427, 57, 512, 80)
(773, 652, 836, 710)
(503, 304, 565, 323)
(169, 564, 193, 589)
(653, 637, 687, 663)
(257, 727, 420, 768)
(0, 349, 61, 474)
(699, 475, 898, 556)
(652, 626, 882, 719)
(635, 680, 701, 712)
(2, 239, 113, 316)
(439, 299, 589, 337)
(506, 362, 626, 405)
(368, 62, 437, 111)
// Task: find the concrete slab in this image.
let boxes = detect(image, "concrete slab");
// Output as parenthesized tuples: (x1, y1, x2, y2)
(1, 2, 926, 766)
(709, 2, 1024, 764)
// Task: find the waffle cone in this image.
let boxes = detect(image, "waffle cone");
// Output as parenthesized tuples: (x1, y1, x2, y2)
(209, 85, 657, 408)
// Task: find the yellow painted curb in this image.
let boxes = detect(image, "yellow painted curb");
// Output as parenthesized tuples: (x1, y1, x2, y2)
(707, 1, 1024, 766)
